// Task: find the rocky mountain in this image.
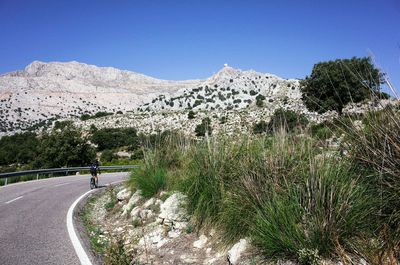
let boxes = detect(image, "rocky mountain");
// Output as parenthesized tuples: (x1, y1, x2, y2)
(0, 61, 310, 135)
(0, 61, 201, 133)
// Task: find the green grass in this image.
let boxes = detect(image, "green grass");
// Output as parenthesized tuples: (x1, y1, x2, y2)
(126, 106, 400, 263)
(128, 166, 167, 199)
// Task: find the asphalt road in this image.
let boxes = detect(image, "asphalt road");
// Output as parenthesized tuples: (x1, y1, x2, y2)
(0, 172, 128, 265)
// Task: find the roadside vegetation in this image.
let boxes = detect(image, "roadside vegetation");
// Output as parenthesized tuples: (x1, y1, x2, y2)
(127, 102, 399, 263)
(125, 57, 399, 264)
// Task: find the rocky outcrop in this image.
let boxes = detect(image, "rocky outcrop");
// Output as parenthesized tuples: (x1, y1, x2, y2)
(88, 188, 253, 264)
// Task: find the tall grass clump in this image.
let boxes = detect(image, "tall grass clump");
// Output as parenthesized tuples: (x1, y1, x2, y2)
(249, 155, 376, 261)
(178, 131, 322, 244)
(128, 130, 188, 198)
(345, 104, 400, 261)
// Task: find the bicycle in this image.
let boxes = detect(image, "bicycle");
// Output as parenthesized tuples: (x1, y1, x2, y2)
(90, 174, 99, 189)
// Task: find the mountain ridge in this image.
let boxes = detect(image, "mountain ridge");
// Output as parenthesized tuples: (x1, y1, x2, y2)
(0, 60, 310, 136)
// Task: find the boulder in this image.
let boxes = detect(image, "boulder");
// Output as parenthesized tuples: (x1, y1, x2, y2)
(122, 190, 142, 216)
(227, 239, 248, 265)
(193, 234, 208, 248)
(117, 188, 132, 201)
(158, 192, 188, 226)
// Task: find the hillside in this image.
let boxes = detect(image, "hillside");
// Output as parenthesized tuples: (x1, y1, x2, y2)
(2, 61, 394, 138)
(0, 61, 312, 134)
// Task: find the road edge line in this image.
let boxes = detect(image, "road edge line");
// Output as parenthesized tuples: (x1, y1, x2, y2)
(67, 189, 94, 265)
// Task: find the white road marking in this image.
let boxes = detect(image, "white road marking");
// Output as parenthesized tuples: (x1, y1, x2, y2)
(67, 190, 94, 265)
(66, 178, 125, 265)
(5, 196, 23, 204)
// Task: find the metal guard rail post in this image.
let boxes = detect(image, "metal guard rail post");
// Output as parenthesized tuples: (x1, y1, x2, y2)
(0, 165, 140, 185)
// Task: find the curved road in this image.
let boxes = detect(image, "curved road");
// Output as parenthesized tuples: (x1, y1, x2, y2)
(0, 172, 128, 265)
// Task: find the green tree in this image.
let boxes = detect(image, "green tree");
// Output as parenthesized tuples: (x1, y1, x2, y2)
(34, 124, 96, 168)
(91, 127, 138, 150)
(301, 57, 385, 114)
(195, 118, 212, 137)
(0, 132, 39, 165)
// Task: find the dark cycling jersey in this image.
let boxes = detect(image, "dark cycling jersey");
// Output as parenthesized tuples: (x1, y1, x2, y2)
(90, 162, 100, 175)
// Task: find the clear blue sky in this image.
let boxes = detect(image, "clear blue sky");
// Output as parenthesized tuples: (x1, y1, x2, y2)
(1, 0, 399, 92)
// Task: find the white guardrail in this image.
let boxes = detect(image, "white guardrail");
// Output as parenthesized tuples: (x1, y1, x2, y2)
(0, 165, 140, 185)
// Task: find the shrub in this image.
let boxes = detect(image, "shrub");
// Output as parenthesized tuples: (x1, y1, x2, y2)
(195, 118, 212, 137)
(297, 248, 322, 265)
(268, 108, 308, 133)
(187, 110, 195, 119)
(101, 150, 118, 162)
(250, 90, 258, 96)
(253, 120, 268, 134)
(219, 116, 227, 124)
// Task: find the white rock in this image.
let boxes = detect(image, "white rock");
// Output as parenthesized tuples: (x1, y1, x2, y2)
(209, 228, 217, 237)
(227, 239, 248, 265)
(122, 190, 142, 216)
(130, 206, 141, 218)
(142, 198, 155, 208)
(117, 188, 132, 201)
(158, 192, 188, 223)
(193, 235, 208, 248)
(167, 230, 181, 238)
(173, 221, 188, 230)
(138, 226, 168, 247)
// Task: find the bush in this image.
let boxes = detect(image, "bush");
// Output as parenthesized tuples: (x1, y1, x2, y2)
(129, 166, 167, 199)
(253, 109, 308, 135)
(188, 110, 195, 119)
(253, 120, 268, 134)
(101, 150, 118, 162)
(195, 118, 212, 137)
(268, 108, 308, 133)
(0, 132, 39, 166)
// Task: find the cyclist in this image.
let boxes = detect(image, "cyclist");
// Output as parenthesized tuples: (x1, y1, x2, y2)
(90, 159, 101, 188)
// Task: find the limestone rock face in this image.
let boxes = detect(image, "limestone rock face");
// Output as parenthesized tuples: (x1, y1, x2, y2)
(0, 61, 305, 135)
(0, 61, 201, 134)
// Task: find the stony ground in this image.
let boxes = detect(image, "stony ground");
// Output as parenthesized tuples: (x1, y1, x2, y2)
(85, 185, 257, 265)
(84, 184, 372, 265)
